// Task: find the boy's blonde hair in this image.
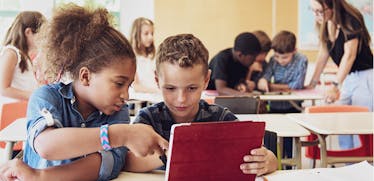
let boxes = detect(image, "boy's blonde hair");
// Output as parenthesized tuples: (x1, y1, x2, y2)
(129, 17, 155, 59)
(156, 34, 209, 75)
(271, 30, 296, 54)
(252, 30, 271, 53)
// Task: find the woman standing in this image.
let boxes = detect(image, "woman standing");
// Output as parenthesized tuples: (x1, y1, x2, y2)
(308, 0, 373, 149)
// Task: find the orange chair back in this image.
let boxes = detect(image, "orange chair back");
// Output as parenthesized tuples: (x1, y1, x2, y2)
(304, 105, 372, 160)
(0, 101, 28, 150)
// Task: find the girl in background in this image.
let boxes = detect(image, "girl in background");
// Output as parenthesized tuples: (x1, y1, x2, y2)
(129, 17, 159, 93)
(0, 11, 45, 102)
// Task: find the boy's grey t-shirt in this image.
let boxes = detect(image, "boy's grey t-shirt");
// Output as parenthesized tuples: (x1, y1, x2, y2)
(133, 100, 238, 141)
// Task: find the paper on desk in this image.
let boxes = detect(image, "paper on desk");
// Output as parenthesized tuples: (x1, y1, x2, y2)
(264, 161, 373, 181)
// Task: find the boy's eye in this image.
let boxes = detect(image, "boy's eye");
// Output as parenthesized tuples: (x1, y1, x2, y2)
(165, 87, 175, 91)
(188, 87, 198, 91)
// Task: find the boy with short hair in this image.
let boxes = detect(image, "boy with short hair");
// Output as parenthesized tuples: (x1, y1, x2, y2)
(207, 32, 261, 95)
(257, 30, 308, 113)
(126, 34, 277, 175)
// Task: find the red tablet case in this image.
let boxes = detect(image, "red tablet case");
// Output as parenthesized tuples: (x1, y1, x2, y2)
(165, 121, 265, 181)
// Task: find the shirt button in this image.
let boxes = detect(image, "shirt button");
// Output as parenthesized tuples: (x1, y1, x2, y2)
(81, 123, 86, 128)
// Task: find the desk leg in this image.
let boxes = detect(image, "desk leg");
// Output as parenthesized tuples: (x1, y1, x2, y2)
(288, 101, 303, 111)
(316, 134, 328, 167)
(278, 137, 283, 169)
(294, 137, 302, 169)
(4, 141, 15, 160)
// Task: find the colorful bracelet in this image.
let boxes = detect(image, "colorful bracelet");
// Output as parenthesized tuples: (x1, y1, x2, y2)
(100, 124, 112, 151)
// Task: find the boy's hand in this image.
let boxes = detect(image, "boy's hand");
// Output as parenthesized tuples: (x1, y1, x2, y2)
(0, 159, 39, 181)
(240, 147, 277, 176)
(250, 62, 263, 72)
(236, 83, 247, 93)
(125, 124, 169, 157)
(257, 78, 269, 92)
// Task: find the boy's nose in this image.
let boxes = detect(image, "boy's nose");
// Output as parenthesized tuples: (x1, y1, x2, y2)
(177, 90, 187, 103)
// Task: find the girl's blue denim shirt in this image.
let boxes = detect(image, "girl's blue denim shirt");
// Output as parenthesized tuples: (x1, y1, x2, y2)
(23, 82, 129, 180)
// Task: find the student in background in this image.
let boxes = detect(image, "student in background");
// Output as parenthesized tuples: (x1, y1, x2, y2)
(126, 34, 278, 175)
(258, 30, 308, 113)
(308, 0, 373, 149)
(257, 30, 308, 162)
(0, 4, 168, 181)
(207, 32, 261, 95)
(237, 30, 272, 92)
(0, 11, 45, 102)
(129, 17, 159, 93)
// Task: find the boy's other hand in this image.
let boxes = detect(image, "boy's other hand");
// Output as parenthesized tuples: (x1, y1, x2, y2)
(257, 78, 269, 92)
(240, 147, 277, 176)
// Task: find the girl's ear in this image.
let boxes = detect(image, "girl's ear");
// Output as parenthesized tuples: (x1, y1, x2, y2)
(24, 27, 33, 36)
(79, 67, 91, 86)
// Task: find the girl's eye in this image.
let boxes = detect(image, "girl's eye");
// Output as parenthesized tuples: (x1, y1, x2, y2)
(115, 82, 124, 87)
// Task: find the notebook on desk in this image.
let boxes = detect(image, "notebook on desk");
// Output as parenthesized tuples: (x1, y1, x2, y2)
(165, 121, 265, 181)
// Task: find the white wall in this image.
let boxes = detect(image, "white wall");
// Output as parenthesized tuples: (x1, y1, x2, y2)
(120, 0, 154, 38)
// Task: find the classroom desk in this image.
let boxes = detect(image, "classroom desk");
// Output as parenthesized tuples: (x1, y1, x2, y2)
(236, 114, 310, 169)
(287, 112, 374, 167)
(202, 89, 323, 111)
(0, 118, 26, 160)
(258, 89, 323, 111)
(114, 161, 373, 181)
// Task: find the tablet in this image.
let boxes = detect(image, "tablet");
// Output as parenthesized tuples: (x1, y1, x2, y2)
(165, 121, 265, 181)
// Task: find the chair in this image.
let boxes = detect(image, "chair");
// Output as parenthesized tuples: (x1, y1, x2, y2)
(214, 96, 260, 114)
(0, 101, 28, 150)
(304, 105, 372, 167)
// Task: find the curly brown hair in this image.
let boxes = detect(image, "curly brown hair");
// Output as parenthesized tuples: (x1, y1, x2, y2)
(156, 34, 209, 75)
(3, 11, 45, 73)
(40, 3, 135, 81)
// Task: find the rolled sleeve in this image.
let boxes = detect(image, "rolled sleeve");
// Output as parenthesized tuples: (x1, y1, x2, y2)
(27, 117, 63, 153)
(98, 147, 128, 181)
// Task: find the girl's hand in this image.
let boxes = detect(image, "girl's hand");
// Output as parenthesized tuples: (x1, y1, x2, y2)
(245, 80, 256, 92)
(124, 124, 169, 157)
(240, 147, 278, 176)
(325, 85, 340, 103)
(0, 159, 39, 181)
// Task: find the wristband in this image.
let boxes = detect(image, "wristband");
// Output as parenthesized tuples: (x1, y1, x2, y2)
(100, 124, 112, 151)
(332, 81, 342, 89)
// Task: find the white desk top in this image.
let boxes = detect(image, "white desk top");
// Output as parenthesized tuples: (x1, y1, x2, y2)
(114, 170, 164, 181)
(236, 114, 310, 137)
(114, 161, 373, 181)
(0, 118, 26, 142)
(258, 89, 323, 101)
(287, 112, 374, 135)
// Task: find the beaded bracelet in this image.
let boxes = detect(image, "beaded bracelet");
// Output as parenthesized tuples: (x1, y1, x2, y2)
(100, 124, 112, 151)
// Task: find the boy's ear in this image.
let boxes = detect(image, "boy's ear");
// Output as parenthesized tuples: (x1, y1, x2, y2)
(203, 69, 211, 89)
(79, 67, 91, 86)
(154, 70, 160, 88)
